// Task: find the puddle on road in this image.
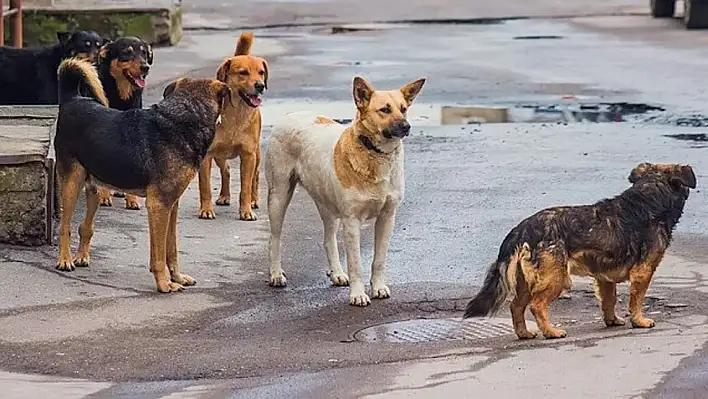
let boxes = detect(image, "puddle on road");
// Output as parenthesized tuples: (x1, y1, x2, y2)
(645, 114, 708, 127)
(513, 35, 565, 40)
(260, 98, 703, 129)
(663, 133, 708, 148)
(440, 101, 665, 125)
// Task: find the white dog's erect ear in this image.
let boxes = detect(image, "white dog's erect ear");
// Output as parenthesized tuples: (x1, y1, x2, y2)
(399, 77, 426, 105)
(352, 76, 374, 110)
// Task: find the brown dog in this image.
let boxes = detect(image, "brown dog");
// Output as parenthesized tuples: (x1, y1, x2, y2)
(464, 163, 696, 339)
(198, 32, 268, 221)
(54, 57, 230, 293)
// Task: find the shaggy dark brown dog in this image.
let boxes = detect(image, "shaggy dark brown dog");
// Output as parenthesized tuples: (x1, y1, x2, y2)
(464, 163, 696, 340)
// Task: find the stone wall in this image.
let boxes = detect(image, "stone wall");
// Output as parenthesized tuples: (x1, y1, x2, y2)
(0, 162, 51, 246)
(4, 0, 182, 47)
(0, 106, 57, 246)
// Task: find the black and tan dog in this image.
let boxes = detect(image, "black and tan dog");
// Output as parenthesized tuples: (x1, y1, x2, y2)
(89, 36, 154, 210)
(464, 163, 696, 339)
(54, 58, 231, 293)
(0, 30, 107, 105)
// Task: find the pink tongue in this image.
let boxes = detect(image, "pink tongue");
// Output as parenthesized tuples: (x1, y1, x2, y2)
(134, 77, 146, 88)
(249, 95, 262, 106)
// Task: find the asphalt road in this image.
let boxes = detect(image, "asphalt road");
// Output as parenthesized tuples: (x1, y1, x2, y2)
(5, 8, 708, 399)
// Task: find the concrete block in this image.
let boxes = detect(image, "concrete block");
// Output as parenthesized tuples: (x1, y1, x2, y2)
(441, 105, 509, 125)
(0, 106, 57, 246)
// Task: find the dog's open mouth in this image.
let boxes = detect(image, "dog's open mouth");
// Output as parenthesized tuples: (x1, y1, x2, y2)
(238, 90, 262, 107)
(123, 70, 147, 89)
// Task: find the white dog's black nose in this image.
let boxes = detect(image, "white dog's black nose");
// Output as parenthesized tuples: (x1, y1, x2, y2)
(392, 120, 411, 137)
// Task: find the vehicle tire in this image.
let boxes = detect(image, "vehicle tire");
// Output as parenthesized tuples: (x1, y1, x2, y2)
(684, 0, 708, 29)
(651, 0, 675, 17)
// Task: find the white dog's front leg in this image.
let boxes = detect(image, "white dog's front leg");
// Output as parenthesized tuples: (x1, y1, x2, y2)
(342, 217, 369, 306)
(316, 206, 348, 286)
(371, 207, 396, 299)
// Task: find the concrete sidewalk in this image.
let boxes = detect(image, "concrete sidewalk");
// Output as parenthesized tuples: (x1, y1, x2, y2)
(182, 0, 649, 30)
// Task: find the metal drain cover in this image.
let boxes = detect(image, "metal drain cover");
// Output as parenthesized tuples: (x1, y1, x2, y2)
(354, 317, 535, 343)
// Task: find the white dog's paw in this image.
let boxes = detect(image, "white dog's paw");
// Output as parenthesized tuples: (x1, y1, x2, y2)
(269, 271, 287, 288)
(371, 284, 391, 299)
(329, 272, 349, 286)
(349, 291, 371, 307)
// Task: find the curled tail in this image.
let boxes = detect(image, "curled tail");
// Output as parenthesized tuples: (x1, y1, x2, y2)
(235, 32, 254, 56)
(464, 242, 533, 318)
(57, 58, 109, 107)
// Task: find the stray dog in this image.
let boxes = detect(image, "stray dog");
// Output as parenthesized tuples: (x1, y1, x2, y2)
(265, 76, 426, 306)
(198, 32, 267, 221)
(91, 36, 154, 210)
(0, 30, 106, 105)
(464, 163, 696, 339)
(54, 58, 231, 293)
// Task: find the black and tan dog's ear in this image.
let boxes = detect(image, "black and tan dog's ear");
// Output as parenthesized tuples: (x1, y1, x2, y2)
(399, 77, 426, 105)
(262, 59, 269, 90)
(162, 79, 181, 98)
(57, 31, 72, 46)
(216, 59, 231, 83)
(628, 162, 652, 183)
(146, 43, 154, 65)
(672, 164, 697, 189)
(353, 76, 374, 110)
(98, 43, 111, 61)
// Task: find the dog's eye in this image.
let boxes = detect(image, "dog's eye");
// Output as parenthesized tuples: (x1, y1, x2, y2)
(239, 70, 250, 76)
(85, 41, 91, 47)
(400, 106, 407, 113)
(259, 70, 265, 76)
(379, 105, 392, 114)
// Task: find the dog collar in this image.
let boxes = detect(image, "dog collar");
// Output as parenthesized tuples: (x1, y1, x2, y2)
(358, 135, 388, 155)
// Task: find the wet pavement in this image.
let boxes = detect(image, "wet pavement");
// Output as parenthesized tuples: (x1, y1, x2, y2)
(5, 2, 708, 397)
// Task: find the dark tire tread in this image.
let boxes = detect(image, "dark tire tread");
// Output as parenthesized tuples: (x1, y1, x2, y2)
(651, 0, 676, 18)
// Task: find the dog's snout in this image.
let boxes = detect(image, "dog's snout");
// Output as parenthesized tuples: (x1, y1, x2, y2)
(140, 64, 150, 75)
(394, 120, 411, 137)
(254, 81, 266, 93)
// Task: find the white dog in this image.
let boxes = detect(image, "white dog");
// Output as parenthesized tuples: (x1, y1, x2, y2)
(264, 76, 426, 306)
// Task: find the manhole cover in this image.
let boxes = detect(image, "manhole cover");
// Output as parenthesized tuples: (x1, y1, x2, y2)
(354, 317, 535, 343)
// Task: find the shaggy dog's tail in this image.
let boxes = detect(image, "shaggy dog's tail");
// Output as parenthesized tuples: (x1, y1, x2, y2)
(58, 57, 109, 107)
(464, 241, 535, 318)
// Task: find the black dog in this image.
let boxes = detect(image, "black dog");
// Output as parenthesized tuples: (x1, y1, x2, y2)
(0, 30, 107, 105)
(88, 36, 154, 209)
(54, 57, 231, 293)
